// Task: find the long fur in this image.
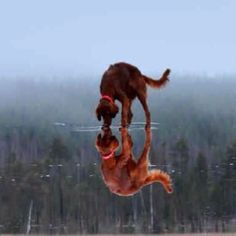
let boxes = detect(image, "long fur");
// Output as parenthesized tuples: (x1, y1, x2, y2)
(143, 69, 170, 88)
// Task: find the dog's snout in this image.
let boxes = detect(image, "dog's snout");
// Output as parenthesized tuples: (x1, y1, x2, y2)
(103, 116, 112, 127)
(102, 125, 110, 131)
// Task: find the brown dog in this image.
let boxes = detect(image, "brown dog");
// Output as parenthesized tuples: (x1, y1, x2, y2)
(95, 127, 173, 196)
(96, 62, 170, 128)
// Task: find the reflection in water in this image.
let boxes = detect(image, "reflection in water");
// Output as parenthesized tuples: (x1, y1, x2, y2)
(95, 127, 173, 196)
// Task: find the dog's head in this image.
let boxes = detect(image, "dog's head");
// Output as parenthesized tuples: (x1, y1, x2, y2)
(95, 128, 119, 159)
(96, 100, 119, 127)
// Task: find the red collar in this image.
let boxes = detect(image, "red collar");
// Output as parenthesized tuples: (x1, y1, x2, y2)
(102, 151, 114, 160)
(101, 95, 114, 104)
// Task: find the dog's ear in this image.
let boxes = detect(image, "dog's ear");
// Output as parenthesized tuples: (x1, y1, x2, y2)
(111, 136, 120, 150)
(97, 133, 102, 140)
(96, 106, 101, 121)
(112, 103, 119, 118)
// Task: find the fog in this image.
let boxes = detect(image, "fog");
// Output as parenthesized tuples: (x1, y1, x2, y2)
(0, 75, 235, 146)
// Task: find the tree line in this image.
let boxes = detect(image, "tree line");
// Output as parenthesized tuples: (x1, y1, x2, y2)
(0, 76, 235, 233)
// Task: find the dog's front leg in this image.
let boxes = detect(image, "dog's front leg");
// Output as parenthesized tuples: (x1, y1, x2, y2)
(117, 128, 132, 167)
(137, 93, 151, 128)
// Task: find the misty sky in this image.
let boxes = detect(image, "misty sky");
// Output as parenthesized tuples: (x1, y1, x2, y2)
(0, 0, 235, 78)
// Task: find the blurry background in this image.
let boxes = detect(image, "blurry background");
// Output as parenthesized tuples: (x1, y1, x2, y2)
(0, 0, 236, 234)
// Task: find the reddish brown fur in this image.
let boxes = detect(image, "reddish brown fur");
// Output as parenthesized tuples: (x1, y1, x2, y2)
(95, 128, 173, 196)
(96, 62, 170, 127)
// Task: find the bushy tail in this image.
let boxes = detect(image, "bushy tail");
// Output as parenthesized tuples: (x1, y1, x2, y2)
(143, 69, 170, 88)
(144, 169, 173, 193)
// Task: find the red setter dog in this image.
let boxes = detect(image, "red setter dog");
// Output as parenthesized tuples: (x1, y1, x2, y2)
(96, 62, 170, 128)
(95, 127, 173, 196)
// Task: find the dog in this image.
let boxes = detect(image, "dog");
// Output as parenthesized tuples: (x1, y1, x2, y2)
(95, 127, 173, 196)
(96, 62, 170, 128)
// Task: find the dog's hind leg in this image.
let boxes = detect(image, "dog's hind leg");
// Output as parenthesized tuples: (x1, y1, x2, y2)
(137, 127, 152, 166)
(137, 92, 151, 128)
(131, 128, 151, 180)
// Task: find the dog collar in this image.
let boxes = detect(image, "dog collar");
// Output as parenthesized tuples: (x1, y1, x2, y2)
(101, 95, 114, 104)
(102, 151, 114, 160)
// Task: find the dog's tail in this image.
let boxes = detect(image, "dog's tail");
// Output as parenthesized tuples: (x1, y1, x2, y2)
(143, 69, 170, 88)
(144, 169, 173, 193)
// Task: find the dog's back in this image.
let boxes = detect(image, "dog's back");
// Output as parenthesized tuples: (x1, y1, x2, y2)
(100, 62, 145, 100)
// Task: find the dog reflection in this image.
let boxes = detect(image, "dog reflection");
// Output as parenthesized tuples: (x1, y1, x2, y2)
(95, 128, 173, 196)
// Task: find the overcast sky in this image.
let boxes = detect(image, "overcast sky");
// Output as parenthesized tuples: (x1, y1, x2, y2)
(0, 0, 235, 78)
